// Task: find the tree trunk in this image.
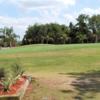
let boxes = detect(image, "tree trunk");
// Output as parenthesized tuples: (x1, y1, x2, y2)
(95, 35, 98, 43)
(10, 41, 12, 47)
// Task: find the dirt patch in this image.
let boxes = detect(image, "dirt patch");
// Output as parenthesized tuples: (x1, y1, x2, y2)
(23, 73, 76, 100)
(36, 74, 76, 91)
(23, 71, 100, 100)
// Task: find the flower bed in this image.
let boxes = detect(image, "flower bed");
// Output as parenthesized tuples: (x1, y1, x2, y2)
(0, 63, 32, 100)
(0, 76, 27, 95)
(0, 76, 31, 100)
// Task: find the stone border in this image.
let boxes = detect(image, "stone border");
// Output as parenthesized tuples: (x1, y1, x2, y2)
(0, 76, 32, 100)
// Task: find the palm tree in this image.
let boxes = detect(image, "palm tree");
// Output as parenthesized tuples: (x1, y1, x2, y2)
(89, 15, 100, 42)
(1, 27, 19, 47)
(76, 14, 90, 43)
(76, 14, 89, 34)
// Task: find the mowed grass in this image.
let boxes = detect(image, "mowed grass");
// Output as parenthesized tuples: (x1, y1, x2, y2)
(0, 43, 100, 73)
(1, 44, 100, 100)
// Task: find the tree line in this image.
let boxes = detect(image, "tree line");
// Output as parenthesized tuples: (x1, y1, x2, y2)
(0, 14, 100, 47)
(22, 14, 100, 45)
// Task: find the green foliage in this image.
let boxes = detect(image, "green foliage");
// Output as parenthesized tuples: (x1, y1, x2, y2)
(0, 69, 12, 92)
(0, 63, 25, 92)
(22, 23, 69, 45)
(1, 78, 11, 92)
(11, 63, 24, 78)
(22, 14, 100, 45)
(0, 27, 19, 47)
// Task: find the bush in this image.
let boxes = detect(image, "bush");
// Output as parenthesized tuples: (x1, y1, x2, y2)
(1, 79, 11, 92)
(11, 63, 24, 85)
(0, 69, 12, 92)
(0, 63, 25, 92)
(11, 63, 24, 78)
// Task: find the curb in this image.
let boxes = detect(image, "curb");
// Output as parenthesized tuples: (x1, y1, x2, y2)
(0, 77, 31, 100)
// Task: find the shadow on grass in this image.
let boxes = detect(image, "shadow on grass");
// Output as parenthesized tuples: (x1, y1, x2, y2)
(60, 70, 100, 100)
(60, 89, 73, 93)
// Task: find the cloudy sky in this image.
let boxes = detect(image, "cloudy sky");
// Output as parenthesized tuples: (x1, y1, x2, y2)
(0, 0, 100, 40)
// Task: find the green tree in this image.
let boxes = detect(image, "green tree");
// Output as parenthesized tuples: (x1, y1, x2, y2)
(0, 27, 19, 47)
(89, 15, 100, 42)
(23, 23, 69, 45)
(75, 14, 90, 43)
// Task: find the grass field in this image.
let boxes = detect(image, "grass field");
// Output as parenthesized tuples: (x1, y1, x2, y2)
(0, 44, 100, 73)
(0, 44, 100, 100)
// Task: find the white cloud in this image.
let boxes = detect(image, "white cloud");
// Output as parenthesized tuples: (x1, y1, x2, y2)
(9, 0, 76, 9)
(79, 8, 100, 16)
(63, 14, 77, 24)
(0, 16, 39, 39)
(0, 16, 40, 29)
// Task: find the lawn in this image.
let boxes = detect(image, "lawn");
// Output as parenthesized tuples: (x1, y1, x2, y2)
(0, 44, 100, 100)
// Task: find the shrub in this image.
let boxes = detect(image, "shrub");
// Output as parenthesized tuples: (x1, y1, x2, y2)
(1, 79, 11, 92)
(11, 63, 24, 78)
(11, 63, 25, 85)
(0, 70, 12, 92)
(0, 63, 25, 92)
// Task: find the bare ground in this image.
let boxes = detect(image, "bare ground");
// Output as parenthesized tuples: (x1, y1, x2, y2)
(23, 73, 77, 100)
(23, 71, 100, 100)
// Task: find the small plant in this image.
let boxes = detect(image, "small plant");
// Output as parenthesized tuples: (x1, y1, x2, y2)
(11, 63, 24, 78)
(11, 63, 25, 85)
(1, 79, 11, 92)
(0, 63, 25, 92)
(0, 69, 12, 92)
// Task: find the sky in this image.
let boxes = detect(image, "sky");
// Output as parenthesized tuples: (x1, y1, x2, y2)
(0, 0, 100, 40)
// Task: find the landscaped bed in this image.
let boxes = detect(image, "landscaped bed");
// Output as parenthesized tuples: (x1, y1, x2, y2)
(0, 76, 31, 100)
(0, 64, 32, 100)
(0, 76, 26, 95)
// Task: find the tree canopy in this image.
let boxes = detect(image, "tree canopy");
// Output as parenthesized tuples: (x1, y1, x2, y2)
(0, 27, 19, 47)
(22, 14, 100, 45)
